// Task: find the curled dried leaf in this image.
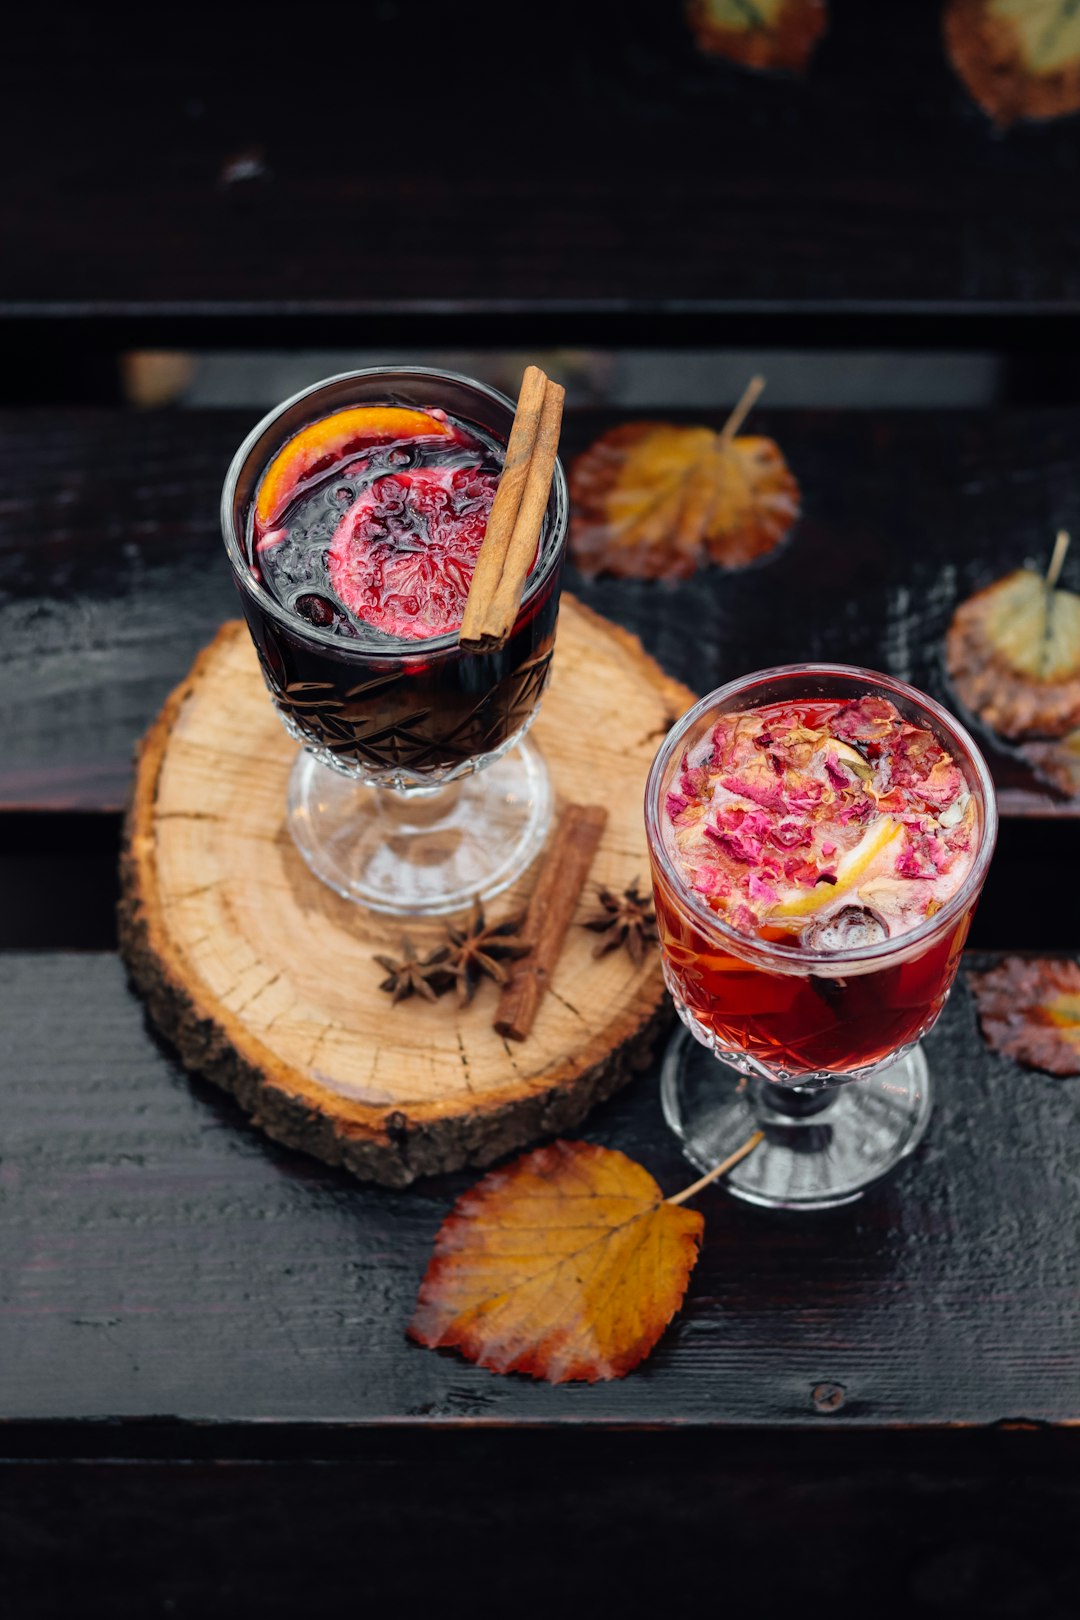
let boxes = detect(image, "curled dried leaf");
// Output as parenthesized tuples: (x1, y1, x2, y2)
(409, 1139, 703, 1383)
(569, 420, 799, 581)
(945, 0, 1080, 126)
(945, 567, 1080, 740)
(1020, 727, 1080, 798)
(687, 0, 828, 73)
(969, 955, 1080, 1076)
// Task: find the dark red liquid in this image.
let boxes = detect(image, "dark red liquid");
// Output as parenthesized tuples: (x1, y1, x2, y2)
(239, 406, 562, 780)
(651, 861, 973, 1074)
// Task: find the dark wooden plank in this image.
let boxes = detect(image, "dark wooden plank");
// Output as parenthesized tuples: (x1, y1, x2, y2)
(1, 405, 1076, 812)
(2, 950, 1079, 1432)
(5, 2, 1080, 344)
(4, 1433, 1080, 1618)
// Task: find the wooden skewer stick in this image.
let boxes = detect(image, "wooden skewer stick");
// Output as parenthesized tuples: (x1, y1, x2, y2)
(494, 802, 608, 1042)
(717, 373, 766, 448)
(482, 378, 565, 644)
(1046, 529, 1071, 592)
(460, 365, 549, 650)
(665, 1131, 765, 1206)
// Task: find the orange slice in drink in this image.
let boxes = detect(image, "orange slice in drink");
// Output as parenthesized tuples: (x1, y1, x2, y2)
(255, 406, 453, 528)
(771, 817, 904, 920)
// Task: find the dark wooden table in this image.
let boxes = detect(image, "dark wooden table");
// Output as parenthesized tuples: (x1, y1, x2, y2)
(5, 2, 1080, 1606)
(2, 403, 1079, 1618)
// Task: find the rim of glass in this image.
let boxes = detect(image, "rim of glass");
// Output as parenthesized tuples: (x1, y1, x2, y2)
(220, 365, 569, 658)
(644, 662, 999, 971)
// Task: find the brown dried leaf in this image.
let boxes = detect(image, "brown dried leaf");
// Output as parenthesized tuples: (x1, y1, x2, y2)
(409, 1139, 703, 1383)
(687, 0, 828, 73)
(945, 568, 1080, 740)
(569, 420, 800, 581)
(945, 0, 1080, 126)
(1020, 727, 1080, 797)
(969, 956, 1080, 1076)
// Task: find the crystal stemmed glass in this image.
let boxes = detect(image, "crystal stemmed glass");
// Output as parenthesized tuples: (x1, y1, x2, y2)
(221, 367, 568, 916)
(644, 665, 998, 1209)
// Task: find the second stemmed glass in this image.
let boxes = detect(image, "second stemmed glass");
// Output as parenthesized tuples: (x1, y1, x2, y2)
(644, 665, 998, 1209)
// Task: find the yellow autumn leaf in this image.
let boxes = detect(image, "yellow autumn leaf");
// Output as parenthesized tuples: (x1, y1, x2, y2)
(687, 0, 828, 73)
(945, 0, 1080, 124)
(409, 1139, 704, 1383)
(569, 419, 800, 581)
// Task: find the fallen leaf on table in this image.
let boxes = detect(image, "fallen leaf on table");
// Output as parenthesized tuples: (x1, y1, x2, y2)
(969, 956, 1080, 1076)
(945, 0, 1080, 126)
(569, 420, 800, 581)
(945, 567, 1080, 739)
(409, 1139, 704, 1382)
(1020, 727, 1080, 797)
(687, 0, 828, 73)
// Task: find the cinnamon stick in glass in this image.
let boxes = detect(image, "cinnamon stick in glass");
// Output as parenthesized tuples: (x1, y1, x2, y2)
(494, 801, 608, 1042)
(460, 369, 564, 652)
(459, 365, 548, 649)
(482, 378, 564, 644)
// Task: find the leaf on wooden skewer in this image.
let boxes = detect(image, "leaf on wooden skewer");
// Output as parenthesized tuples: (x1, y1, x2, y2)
(945, 562, 1080, 740)
(686, 0, 828, 73)
(968, 956, 1080, 1076)
(568, 419, 800, 581)
(945, 0, 1080, 126)
(409, 1139, 704, 1383)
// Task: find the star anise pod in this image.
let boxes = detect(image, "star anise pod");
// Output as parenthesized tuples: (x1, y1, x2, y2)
(581, 881, 658, 966)
(444, 903, 531, 1008)
(374, 938, 453, 1004)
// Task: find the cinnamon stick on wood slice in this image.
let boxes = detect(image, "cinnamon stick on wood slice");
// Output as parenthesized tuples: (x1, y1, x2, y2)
(459, 365, 548, 650)
(459, 369, 565, 653)
(494, 802, 608, 1042)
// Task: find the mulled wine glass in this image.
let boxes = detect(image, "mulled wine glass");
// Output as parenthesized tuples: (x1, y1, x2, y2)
(221, 367, 568, 916)
(644, 665, 997, 1209)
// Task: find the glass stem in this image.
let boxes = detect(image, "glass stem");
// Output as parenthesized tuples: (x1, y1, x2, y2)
(757, 1079, 835, 1119)
(372, 778, 464, 835)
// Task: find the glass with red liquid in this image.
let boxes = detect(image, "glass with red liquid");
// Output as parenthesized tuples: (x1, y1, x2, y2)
(221, 368, 567, 916)
(644, 666, 997, 1208)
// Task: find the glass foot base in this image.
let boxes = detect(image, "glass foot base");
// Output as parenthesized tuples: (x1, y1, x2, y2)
(287, 738, 553, 917)
(660, 1026, 932, 1210)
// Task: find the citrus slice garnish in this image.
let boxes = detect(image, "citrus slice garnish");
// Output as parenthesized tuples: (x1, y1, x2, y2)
(328, 465, 497, 641)
(771, 817, 903, 919)
(256, 406, 453, 529)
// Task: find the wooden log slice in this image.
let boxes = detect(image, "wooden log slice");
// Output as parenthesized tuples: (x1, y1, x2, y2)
(119, 595, 695, 1187)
